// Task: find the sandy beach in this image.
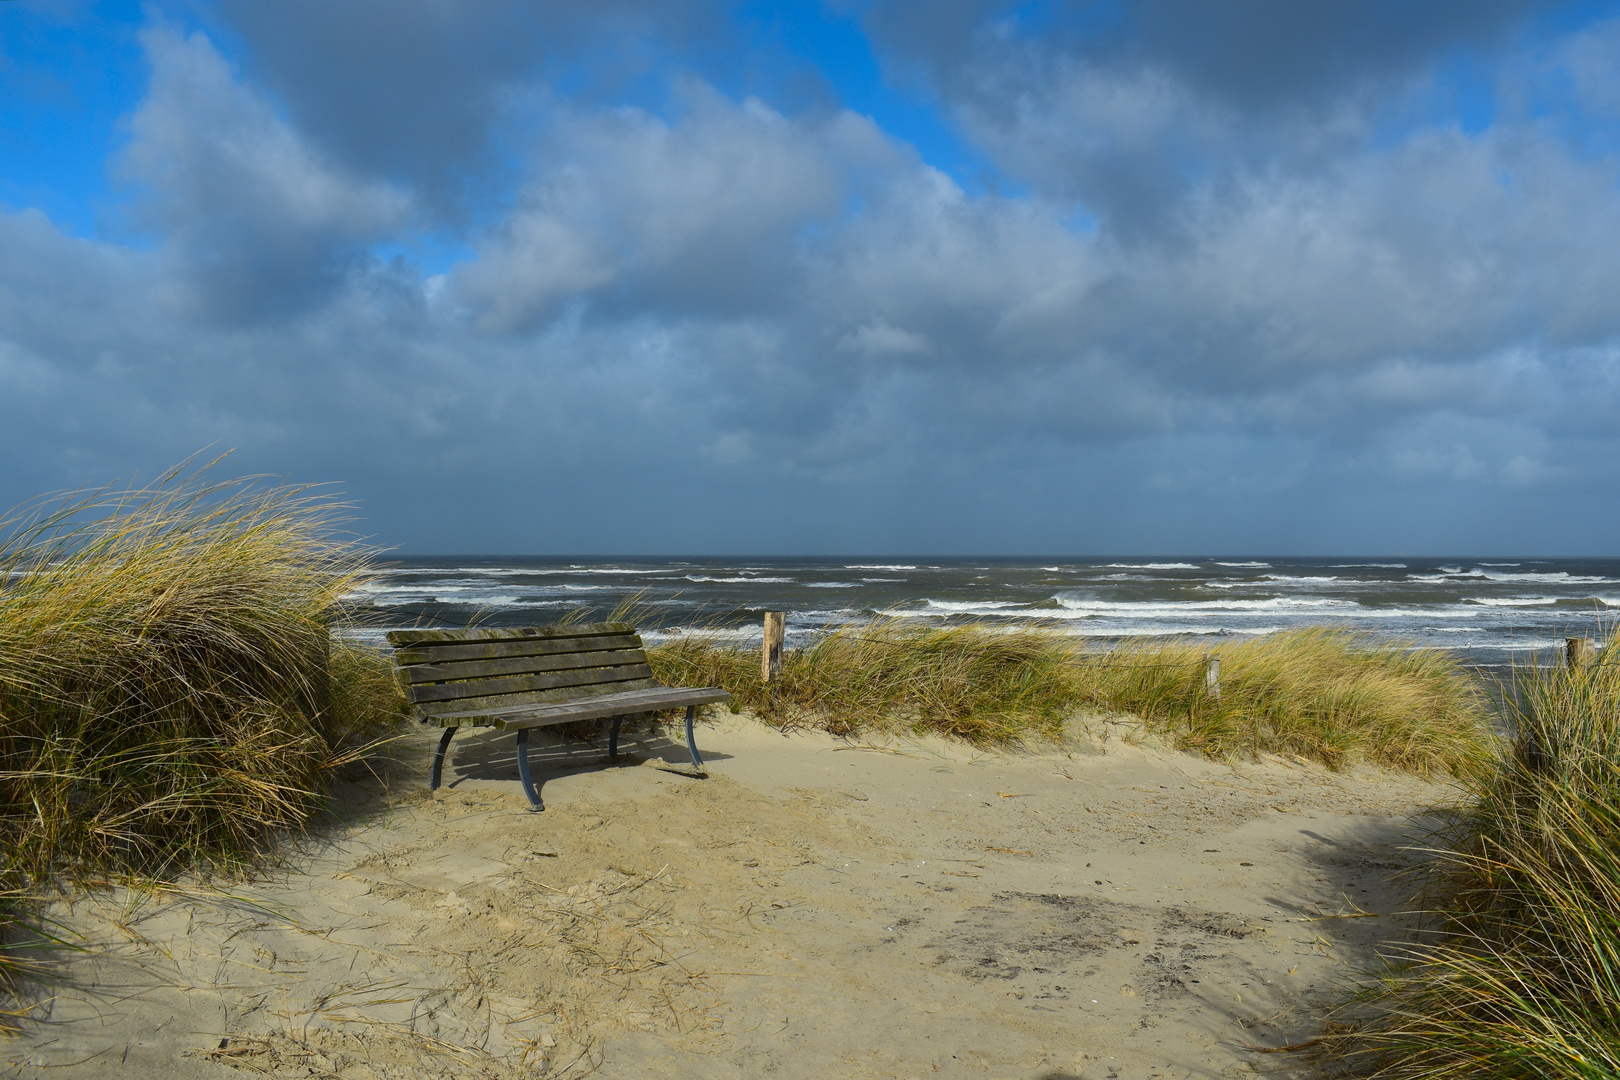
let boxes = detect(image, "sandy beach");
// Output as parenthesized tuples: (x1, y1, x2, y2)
(5, 713, 1457, 1080)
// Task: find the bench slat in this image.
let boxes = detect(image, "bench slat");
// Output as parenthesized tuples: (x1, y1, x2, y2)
(495, 687, 731, 730)
(416, 677, 666, 721)
(392, 633, 641, 666)
(422, 686, 731, 728)
(403, 647, 648, 685)
(386, 622, 632, 647)
(409, 663, 655, 704)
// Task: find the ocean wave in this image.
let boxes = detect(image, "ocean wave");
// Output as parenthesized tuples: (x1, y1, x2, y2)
(874, 610, 1290, 637)
(437, 566, 676, 576)
(642, 625, 763, 645)
(894, 599, 1022, 613)
(1468, 597, 1559, 607)
(1214, 561, 1271, 568)
(1476, 571, 1616, 584)
(805, 582, 858, 589)
(345, 591, 523, 606)
(1102, 562, 1200, 570)
(1054, 595, 1356, 614)
(1411, 569, 1616, 584)
(349, 581, 613, 597)
(1203, 577, 1346, 589)
(1330, 563, 1408, 569)
(845, 564, 920, 571)
(683, 575, 795, 583)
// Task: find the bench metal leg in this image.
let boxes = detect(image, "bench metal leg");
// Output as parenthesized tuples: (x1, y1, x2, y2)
(608, 715, 624, 760)
(684, 704, 705, 772)
(430, 726, 456, 790)
(515, 729, 543, 811)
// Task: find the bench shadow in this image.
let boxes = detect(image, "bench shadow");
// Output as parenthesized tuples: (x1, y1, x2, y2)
(441, 724, 734, 790)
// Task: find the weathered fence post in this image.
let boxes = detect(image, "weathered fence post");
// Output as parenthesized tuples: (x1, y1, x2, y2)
(1567, 637, 1595, 669)
(1204, 654, 1221, 703)
(762, 612, 785, 683)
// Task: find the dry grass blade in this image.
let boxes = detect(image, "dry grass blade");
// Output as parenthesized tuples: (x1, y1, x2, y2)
(1325, 642, 1620, 1078)
(650, 622, 1491, 774)
(0, 458, 407, 993)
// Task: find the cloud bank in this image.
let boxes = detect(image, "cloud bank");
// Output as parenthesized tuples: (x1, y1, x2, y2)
(3, 1, 1620, 553)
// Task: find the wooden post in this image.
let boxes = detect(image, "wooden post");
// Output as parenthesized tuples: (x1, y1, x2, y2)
(762, 612, 785, 683)
(1567, 638, 1595, 669)
(1204, 655, 1221, 703)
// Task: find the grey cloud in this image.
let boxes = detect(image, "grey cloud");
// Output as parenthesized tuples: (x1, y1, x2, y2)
(213, 0, 727, 218)
(867, 0, 1554, 112)
(7, 11, 1620, 553)
(1107, 0, 1545, 109)
(120, 26, 410, 323)
(862, 0, 1583, 244)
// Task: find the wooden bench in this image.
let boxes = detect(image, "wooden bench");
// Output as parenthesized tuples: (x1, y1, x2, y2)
(386, 622, 729, 811)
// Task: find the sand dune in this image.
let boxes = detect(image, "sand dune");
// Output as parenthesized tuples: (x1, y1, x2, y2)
(6, 714, 1457, 1079)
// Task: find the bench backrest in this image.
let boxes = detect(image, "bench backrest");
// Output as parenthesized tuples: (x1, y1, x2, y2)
(386, 622, 658, 721)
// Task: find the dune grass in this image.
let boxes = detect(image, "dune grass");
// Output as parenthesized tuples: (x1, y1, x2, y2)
(652, 621, 1084, 742)
(0, 462, 406, 986)
(1328, 643, 1620, 1078)
(649, 623, 1491, 774)
(1072, 628, 1491, 776)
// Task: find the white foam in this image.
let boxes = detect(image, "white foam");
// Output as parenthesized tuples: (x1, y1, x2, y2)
(347, 580, 612, 600)
(805, 582, 858, 589)
(898, 599, 1022, 613)
(683, 575, 795, 583)
(1214, 561, 1271, 568)
(1475, 570, 1616, 584)
(1053, 595, 1354, 614)
(1468, 597, 1559, 607)
(1102, 562, 1200, 570)
(1411, 569, 1615, 584)
(1330, 563, 1408, 569)
(432, 566, 675, 576)
(845, 564, 920, 571)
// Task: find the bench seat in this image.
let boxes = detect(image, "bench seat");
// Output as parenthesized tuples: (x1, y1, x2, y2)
(386, 622, 729, 810)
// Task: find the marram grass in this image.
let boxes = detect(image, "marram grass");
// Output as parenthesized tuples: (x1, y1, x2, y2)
(0, 463, 406, 986)
(1072, 628, 1490, 777)
(1326, 643, 1620, 1079)
(649, 623, 1491, 774)
(652, 621, 1083, 742)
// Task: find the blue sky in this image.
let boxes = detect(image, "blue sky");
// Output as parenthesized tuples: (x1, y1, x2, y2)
(4, 0, 1620, 554)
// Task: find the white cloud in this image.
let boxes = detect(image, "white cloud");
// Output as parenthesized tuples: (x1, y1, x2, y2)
(449, 84, 904, 332)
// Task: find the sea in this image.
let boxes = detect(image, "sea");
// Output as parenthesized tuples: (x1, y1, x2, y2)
(342, 557, 1620, 669)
